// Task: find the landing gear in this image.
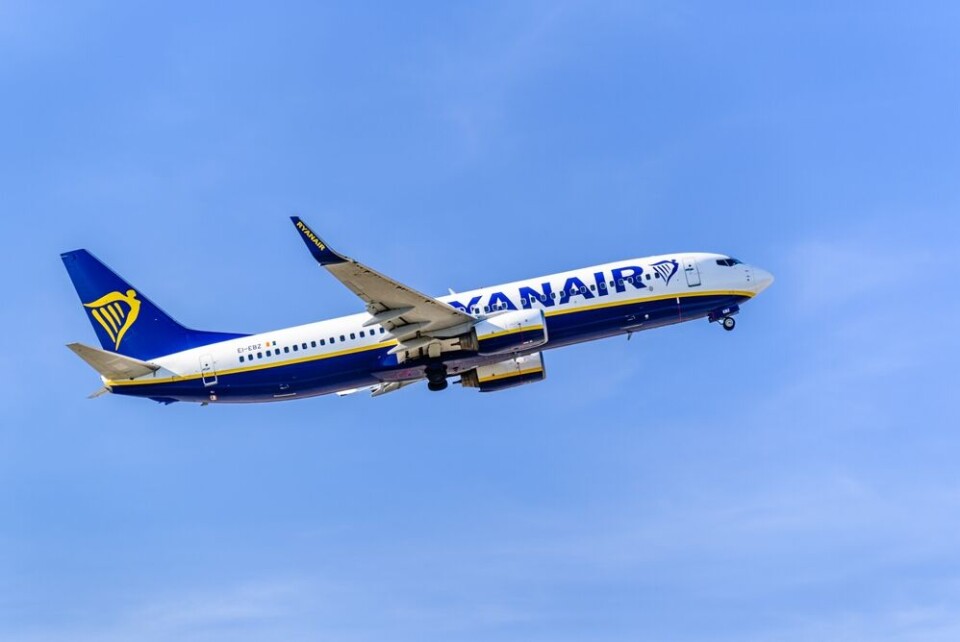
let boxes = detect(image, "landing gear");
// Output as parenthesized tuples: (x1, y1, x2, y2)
(708, 305, 740, 331)
(425, 364, 449, 392)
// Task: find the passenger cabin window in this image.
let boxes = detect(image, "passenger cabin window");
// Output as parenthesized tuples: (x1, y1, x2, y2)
(284, 346, 289, 354)
(350, 332, 356, 340)
(330, 337, 335, 344)
(320, 339, 325, 346)
(257, 352, 263, 359)
(310, 341, 316, 348)
(239, 355, 245, 363)
(340, 335, 345, 342)
(293, 344, 298, 351)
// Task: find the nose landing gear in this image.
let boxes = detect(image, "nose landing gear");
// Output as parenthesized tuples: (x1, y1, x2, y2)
(708, 305, 740, 332)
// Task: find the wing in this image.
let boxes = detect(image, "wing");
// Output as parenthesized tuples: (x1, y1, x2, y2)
(290, 217, 474, 340)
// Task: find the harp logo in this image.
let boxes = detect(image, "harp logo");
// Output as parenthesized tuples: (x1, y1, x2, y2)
(84, 289, 141, 350)
(651, 259, 679, 286)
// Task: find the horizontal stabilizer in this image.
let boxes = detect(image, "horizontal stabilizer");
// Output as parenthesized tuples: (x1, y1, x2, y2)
(67, 342, 160, 380)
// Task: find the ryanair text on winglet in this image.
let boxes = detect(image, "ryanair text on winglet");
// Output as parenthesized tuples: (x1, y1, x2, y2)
(296, 220, 326, 252)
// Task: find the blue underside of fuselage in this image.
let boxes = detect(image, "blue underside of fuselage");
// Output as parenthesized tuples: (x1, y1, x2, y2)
(114, 293, 749, 403)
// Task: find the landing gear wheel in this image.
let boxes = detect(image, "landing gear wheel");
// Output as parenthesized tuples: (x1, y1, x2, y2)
(425, 364, 449, 392)
(722, 316, 736, 331)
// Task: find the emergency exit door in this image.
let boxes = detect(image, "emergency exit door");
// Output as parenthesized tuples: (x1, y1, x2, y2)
(200, 354, 218, 387)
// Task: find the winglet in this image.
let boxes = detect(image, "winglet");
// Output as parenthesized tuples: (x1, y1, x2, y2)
(290, 216, 348, 265)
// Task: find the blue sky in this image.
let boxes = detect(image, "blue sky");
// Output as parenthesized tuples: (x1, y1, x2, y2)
(2, 1, 959, 640)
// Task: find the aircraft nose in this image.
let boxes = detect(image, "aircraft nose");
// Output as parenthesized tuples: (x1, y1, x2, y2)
(753, 266, 774, 293)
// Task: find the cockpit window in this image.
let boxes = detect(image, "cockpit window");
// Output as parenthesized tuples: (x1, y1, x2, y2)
(716, 258, 742, 266)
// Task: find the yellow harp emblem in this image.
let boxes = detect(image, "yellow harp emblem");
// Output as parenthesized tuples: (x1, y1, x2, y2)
(84, 289, 141, 350)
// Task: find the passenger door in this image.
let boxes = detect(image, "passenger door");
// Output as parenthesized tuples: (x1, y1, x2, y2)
(683, 257, 701, 287)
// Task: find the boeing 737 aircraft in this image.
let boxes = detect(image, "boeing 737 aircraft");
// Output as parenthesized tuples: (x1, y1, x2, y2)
(62, 218, 773, 404)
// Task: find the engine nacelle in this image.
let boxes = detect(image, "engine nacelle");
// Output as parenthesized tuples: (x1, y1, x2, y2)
(461, 352, 546, 392)
(461, 309, 548, 355)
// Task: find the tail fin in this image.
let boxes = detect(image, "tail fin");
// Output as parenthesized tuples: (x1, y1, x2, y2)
(61, 249, 247, 360)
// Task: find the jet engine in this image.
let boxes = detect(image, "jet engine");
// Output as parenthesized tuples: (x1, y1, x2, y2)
(460, 309, 547, 355)
(461, 352, 546, 392)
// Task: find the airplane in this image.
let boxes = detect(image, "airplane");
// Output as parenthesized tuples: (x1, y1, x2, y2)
(61, 217, 774, 404)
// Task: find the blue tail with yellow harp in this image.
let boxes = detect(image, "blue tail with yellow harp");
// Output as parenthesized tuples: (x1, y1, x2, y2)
(61, 249, 247, 361)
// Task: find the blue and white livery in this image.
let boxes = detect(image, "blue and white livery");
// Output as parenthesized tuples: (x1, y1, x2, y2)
(62, 218, 774, 404)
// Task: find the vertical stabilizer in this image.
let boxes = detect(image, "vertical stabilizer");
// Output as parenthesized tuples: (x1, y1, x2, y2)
(61, 250, 246, 360)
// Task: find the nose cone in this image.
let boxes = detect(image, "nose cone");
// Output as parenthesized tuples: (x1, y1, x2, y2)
(753, 267, 775, 294)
